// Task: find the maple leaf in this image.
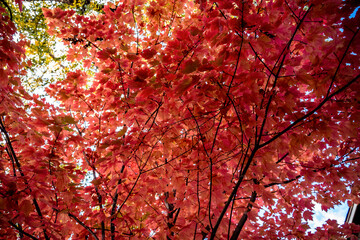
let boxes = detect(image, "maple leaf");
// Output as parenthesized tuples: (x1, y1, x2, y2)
(141, 48, 157, 59)
(303, 210, 313, 221)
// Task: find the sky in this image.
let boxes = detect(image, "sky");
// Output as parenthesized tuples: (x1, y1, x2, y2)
(309, 203, 349, 230)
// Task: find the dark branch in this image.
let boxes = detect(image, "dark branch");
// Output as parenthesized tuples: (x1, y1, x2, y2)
(8, 221, 39, 240)
(68, 212, 99, 240)
(230, 191, 257, 240)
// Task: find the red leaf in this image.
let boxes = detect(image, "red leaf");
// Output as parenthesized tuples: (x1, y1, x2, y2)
(303, 210, 313, 221)
(141, 48, 157, 59)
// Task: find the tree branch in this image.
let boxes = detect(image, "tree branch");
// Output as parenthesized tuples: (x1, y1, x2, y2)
(68, 212, 99, 240)
(257, 6, 312, 146)
(230, 191, 257, 240)
(209, 147, 258, 240)
(8, 221, 39, 240)
(0, 117, 50, 240)
(259, 73, 360, 149)
(326, 27, 360, 97)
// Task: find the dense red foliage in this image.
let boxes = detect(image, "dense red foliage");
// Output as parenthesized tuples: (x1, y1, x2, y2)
(1, 0, 360, 239)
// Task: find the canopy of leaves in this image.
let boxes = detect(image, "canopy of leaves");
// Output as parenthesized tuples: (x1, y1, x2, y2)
(1, 0, 360, 239)
(1, 0, 105, 90)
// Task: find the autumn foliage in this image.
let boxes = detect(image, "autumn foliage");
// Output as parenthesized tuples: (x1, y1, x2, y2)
(1, 0, 360, 239)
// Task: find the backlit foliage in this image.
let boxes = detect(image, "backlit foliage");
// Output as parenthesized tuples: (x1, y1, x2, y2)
(1, 0, 360, 239)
